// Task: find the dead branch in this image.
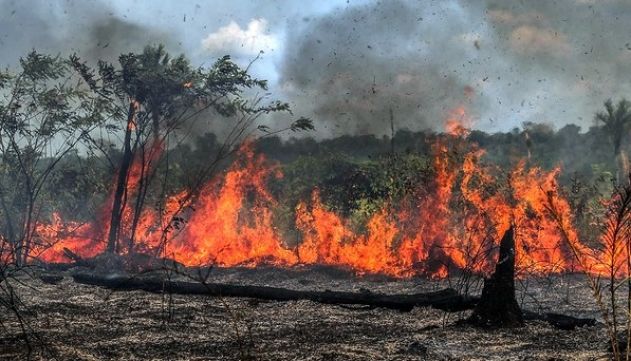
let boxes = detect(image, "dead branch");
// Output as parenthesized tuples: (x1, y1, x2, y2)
(70, 271, 597, 330)
(71, 272, 474, 312)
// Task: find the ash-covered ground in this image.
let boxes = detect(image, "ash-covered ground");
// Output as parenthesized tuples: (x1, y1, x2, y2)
(0, 266, 609, 360)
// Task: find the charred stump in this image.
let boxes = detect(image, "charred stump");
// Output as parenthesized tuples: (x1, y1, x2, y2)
(468, 226, 524, 328)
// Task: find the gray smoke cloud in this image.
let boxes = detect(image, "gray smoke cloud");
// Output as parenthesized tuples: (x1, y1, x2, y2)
(280, 0, 489, 136)
(480, 0, 631, 130)
(279, 0, 631, 136)
(0, 0, 179, 67)
(2, 0, 631, 136)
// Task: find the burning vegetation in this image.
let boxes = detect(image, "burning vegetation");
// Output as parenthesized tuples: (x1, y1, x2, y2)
(1, 15, 631, 360)
(22, 100, 621, 283)
(33, 125, 584, 279)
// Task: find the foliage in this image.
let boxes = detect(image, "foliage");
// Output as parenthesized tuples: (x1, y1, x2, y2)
(595, 99, 631, 155)
(0, 51, 106, 264)
(70, 45, 310, 254)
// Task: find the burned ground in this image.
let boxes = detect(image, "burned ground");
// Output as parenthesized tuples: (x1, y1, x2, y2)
(0, 267, 609, 360)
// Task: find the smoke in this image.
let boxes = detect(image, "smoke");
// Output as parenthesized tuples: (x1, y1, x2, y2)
(0, 0, 179, 66)
(481, 0, 631, 130)
(2, 0, 631, 136)
(280, 0, 490, 136)
(279, 0, 631, 135)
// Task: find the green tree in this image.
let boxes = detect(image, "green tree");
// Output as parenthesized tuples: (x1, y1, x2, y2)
(595, 98, 631, 183)
(71, 45, 311, 254)
(0, 52, 106, 265)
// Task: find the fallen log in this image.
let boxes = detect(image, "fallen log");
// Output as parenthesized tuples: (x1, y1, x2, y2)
(70, 272, 598, 330)
(71, 272, 476, 312)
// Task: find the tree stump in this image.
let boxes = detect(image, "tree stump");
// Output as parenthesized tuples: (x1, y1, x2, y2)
(468, 226, 524, 328)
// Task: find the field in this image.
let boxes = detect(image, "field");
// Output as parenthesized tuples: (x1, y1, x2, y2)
(0, 267, 609, 360)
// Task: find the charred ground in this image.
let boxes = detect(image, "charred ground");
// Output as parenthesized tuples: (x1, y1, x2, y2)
(1, 267, 607, 360)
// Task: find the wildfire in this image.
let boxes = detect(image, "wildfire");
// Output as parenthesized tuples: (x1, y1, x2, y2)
(32, 109, 604, 278)
(444, 106, 473, 137)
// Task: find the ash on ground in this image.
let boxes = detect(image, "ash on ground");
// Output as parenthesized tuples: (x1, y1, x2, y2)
(0, 267, 609, 360)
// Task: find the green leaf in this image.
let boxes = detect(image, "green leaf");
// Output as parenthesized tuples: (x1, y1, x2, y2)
(290, 117, 315, 132)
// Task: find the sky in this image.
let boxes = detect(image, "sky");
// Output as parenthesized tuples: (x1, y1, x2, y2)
(1, 0, 630, 137)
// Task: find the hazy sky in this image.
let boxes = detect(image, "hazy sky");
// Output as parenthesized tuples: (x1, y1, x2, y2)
(1, 0, 630, 137)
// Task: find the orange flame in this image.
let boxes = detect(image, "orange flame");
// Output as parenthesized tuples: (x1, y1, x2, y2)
(444, 106, 472, 136)
(32, 109, 607, 278)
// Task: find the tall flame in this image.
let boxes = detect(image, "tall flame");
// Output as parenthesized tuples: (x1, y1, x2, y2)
(32, 108, 607, 278)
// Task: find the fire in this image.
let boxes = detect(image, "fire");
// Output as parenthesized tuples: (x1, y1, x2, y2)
(296, 193, 403, 275)
(31, 108, 607, 278)
(165, 148, 297, 266)
(444, 106, 472, 136)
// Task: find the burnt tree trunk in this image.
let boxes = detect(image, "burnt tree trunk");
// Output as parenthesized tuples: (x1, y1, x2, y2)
(107, 102, 137, 253)
(468, 225, 524, 328)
